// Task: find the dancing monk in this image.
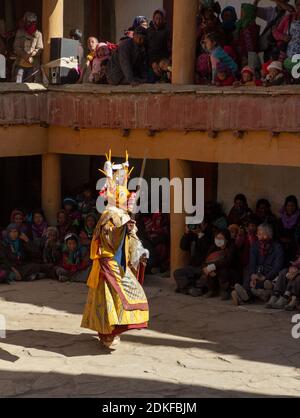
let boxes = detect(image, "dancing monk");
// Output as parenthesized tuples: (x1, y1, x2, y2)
(81, 151, 149, 349)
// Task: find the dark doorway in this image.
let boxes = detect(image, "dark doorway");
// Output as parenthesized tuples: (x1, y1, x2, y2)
(0, 156, 41, 227)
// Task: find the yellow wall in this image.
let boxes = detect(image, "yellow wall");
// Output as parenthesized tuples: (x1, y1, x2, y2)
(2, 125, 300, 169)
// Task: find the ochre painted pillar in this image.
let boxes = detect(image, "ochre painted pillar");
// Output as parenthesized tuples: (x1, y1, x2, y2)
(42, 153, 61, 225)
(170, 159, 192, 276)
(42, 0, 64, 64)
(172, 0, 198, 84)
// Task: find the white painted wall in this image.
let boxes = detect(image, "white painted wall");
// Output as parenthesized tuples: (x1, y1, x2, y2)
(217, 164, 300, 216)
(115, 0, 163, 41)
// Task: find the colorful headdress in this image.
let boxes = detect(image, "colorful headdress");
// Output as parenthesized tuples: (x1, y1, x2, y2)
(98, 150, 136, 213)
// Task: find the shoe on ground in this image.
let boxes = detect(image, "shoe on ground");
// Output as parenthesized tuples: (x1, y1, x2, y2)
(251, 288, 272, 302)
(101, 336, 121, 350)
(266, 295, 279, 309)
(285, 296, 297, 311)
(234, 284, 250, 303)
(187, 287, 203, 297)
(273, 296, 289, 310)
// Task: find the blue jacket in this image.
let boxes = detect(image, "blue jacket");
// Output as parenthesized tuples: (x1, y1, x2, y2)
(249, 240, 284, 281)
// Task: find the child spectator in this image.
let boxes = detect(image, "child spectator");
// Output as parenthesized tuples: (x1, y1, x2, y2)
(158, 57, 172, 83)
(79, 213, 98, 249)
(56, 210, 76, 243)
(31, 209, 48, 249)
(263, 60, 285, 86)
(63, 198, 81, 229)
(236, 66, 263, 86)
(55, 233, 90, 283)
(204, 32, 238, 81)
(89, 43, 111, 83)
(43, 227, 62, 266)
(214, 62, 235, 86)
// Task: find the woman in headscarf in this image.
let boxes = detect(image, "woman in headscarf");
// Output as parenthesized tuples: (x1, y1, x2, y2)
(43, 227, 62, 266)
(221, 6, 238, 44)
(63, 198, 81, 229)
(278, 195, 300, 264)
(7, 209, 32, 240)
(233, 3, 260, 67)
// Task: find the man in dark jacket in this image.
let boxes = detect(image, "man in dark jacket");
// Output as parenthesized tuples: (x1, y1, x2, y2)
(106, 27, 147, 86)
(232, 223, 284, 305)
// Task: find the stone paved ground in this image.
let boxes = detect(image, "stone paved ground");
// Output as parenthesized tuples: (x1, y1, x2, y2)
(0, 276, 300, 398)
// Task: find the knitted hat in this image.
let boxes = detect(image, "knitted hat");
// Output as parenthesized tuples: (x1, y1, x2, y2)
(241, 66, 254, 76)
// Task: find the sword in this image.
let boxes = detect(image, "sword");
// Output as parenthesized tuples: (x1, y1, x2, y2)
(131, 150, 148, 219)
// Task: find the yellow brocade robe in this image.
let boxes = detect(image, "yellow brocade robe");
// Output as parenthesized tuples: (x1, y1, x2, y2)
(81, 209, 149, 336)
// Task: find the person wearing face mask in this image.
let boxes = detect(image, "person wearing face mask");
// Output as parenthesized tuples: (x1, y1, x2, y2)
(232, 223, 284, 306)
(192, 229, 240, 300)
(13, 12, 43, 82)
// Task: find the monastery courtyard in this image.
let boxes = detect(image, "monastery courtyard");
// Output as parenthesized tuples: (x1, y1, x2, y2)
(0, 276, 299, 398)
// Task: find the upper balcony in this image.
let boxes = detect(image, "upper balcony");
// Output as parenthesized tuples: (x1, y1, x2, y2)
(1, 82, 300, 134)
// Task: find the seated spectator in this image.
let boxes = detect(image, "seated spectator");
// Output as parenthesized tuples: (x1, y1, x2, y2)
(4, 209, 32, 240)
(232, 224, 284, 305)
(227, 194, 252, 226)
(263, 60, 285, 86)
(63, 198, 81, 229)
(146, 9, 171, 73)
(214, 62, 236, 86)
(56, 210, 76, 243)
(55, 233, 90, 283)
(13, 12, 43, 82)
(254, 199, 278, 232)
(79, 213, 98, 249)
(89, 43, 111, 83)
(235, 215, 259, 271)
(77, 186, 96, 219)
(31, 209, 48, 250)
(266, 255, 300, 310)
(205, 201, 228, 231)
(233, 4, 260, 68)
(193, 229, 240, 300)
(43, 227, 62, 266)
(278, 195, 300, 264)
(2, 224, 53, 282)
(204, 32, 238, 81)
(106, 27, 147, 86)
